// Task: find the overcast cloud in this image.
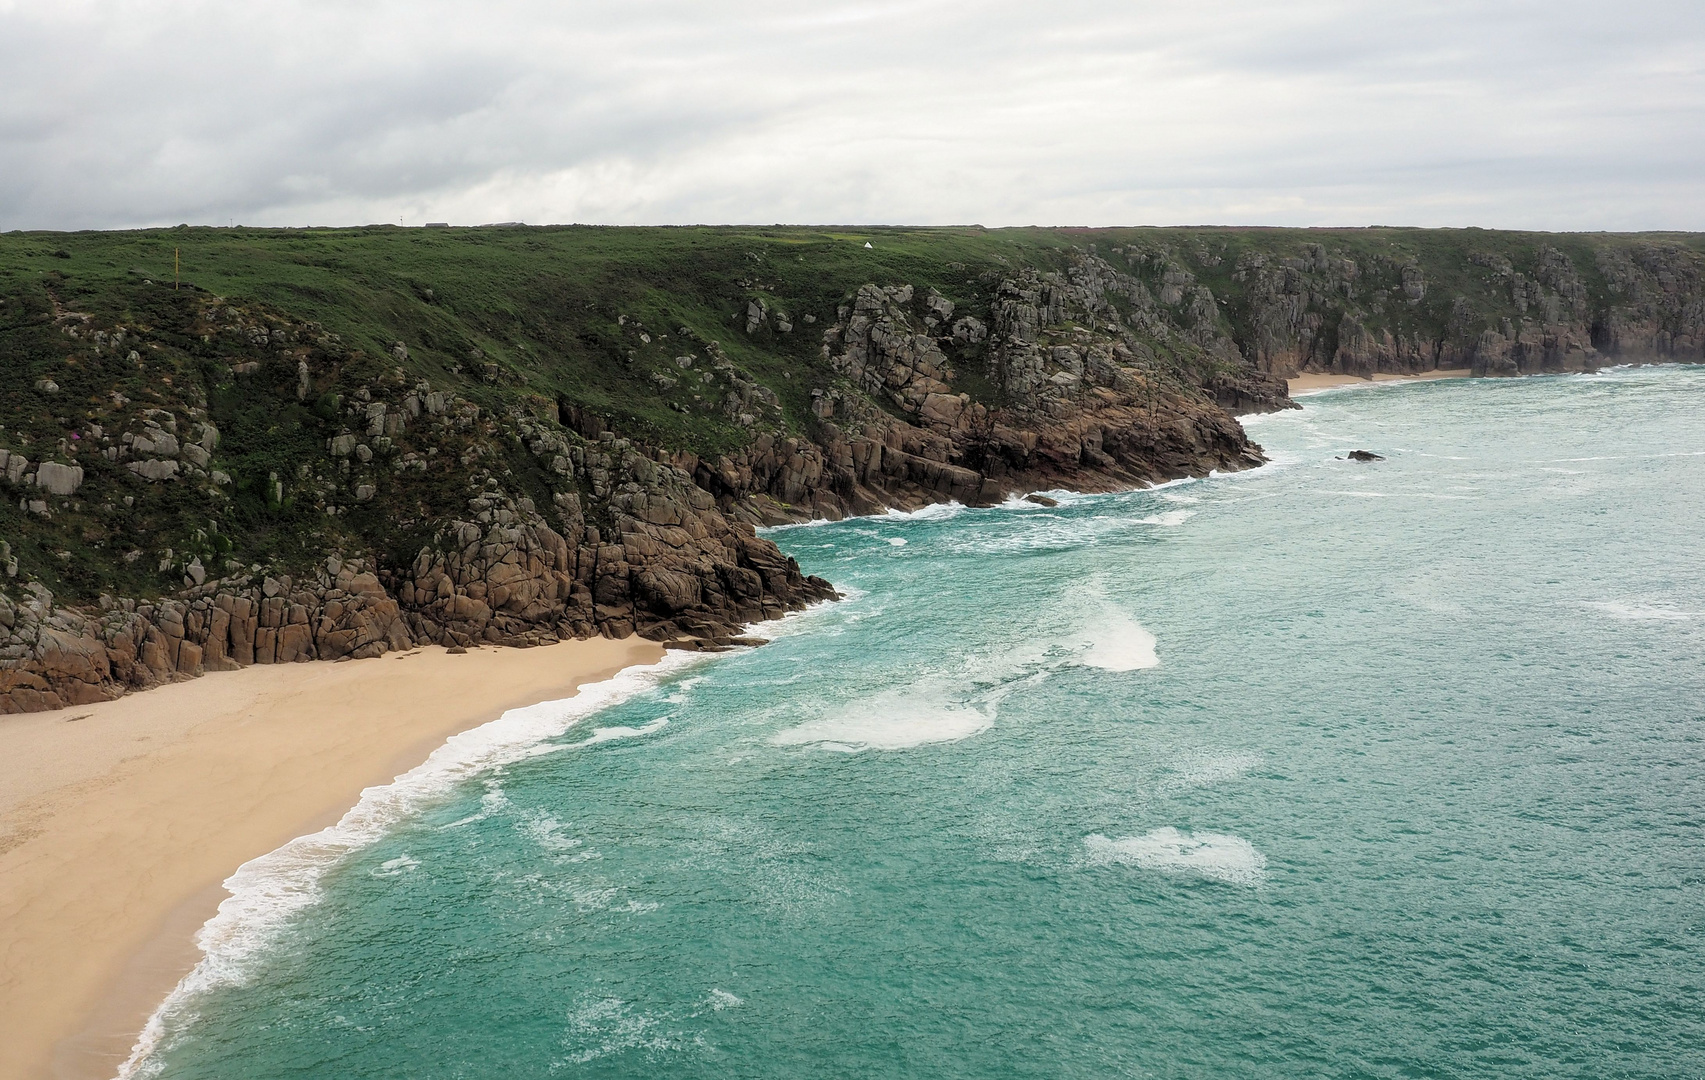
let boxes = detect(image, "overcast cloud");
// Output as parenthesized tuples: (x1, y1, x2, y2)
(2, 0, 1701, 231)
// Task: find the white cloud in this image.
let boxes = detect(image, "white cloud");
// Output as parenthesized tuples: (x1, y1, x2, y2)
(2, 0, 1701, 230)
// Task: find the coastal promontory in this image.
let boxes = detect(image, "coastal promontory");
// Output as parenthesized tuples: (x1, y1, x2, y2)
(0, 225, 1699, 711)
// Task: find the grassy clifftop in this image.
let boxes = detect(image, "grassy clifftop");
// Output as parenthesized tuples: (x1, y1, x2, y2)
(3, 225, 1050, 459)
(0, 223, 1700, 607)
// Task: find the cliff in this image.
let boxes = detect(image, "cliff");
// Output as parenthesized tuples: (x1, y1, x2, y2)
(1204, 231, 1705, 378)
(0, 225, 1699, 711)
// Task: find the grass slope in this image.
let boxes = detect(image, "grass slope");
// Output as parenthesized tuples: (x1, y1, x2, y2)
(0, 224, 1698, 604)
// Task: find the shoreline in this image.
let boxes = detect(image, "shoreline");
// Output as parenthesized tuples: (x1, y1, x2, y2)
(0, 637, 665, 1080)
(1287, 368, 1472, 395)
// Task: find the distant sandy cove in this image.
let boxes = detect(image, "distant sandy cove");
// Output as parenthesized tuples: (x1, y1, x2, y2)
(1287, 369, 1472, 394)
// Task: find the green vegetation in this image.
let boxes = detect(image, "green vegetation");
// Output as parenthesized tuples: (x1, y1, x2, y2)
(2, 225, 1022, 454)
(0, 224, 1698, 604)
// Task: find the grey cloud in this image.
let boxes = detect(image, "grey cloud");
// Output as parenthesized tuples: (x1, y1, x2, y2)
(1, 0, 1700, 230)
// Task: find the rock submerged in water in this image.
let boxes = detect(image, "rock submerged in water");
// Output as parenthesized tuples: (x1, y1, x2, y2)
(1345, 450, 1384, 462)
(1024, 493, 1059, 507)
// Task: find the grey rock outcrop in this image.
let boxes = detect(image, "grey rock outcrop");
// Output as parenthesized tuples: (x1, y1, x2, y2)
(34, 462, 83, 496)
(126, 459, 179, 482)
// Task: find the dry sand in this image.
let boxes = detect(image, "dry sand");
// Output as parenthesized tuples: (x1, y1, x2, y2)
(0, 637, 664, 1080)
(1288, 368, 1471, 394)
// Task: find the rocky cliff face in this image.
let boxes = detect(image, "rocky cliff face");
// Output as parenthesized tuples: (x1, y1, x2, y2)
(788, 262, 1270, 515)
(0, 417, 851, 711)
(2, 225, 1700, 713)
(1223, 238, 1705, 378)
(0, 490, 832, 713)
(0, 257, 1268, 712)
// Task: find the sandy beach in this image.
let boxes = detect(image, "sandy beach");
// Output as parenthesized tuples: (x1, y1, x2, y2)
(1288, 369, 1471, 394)
(0, 637, 664, 1080)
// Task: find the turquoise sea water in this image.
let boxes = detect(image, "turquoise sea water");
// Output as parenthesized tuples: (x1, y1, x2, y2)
(133, 367, 1705, 1079)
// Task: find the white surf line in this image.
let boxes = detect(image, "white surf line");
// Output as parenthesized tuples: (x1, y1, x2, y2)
(114, 652, 704, 1079)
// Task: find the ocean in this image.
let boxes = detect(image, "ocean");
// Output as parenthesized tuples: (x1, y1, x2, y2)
(128, 365, 1705, 1079)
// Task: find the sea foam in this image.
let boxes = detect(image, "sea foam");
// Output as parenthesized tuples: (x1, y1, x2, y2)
(116, 651, 702, 1080)
(1584, 600, 1696, 622)
(1134, 509, 1196, 526)
(1157, 751, 1261, 793)
(559, 996, 677, 1066)
(707, 988, 743, 1011)
(1084, 828, 1267, 886)
(770, 694, 991, 752)
(1074, 610, 1160, 671)
(567, 717, 671, 748)
(769, 624, 1055, 753)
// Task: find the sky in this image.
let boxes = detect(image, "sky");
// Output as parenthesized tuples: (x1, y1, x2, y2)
(2, 0, 1702, 232)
